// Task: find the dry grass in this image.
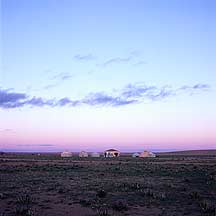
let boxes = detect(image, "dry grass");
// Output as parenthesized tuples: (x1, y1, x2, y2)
(0, 152, 216, 216)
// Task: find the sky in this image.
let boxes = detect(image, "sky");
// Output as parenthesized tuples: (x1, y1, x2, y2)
(0, 0, 216, 152)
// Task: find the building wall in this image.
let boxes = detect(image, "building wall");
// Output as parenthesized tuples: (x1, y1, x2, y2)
(104, 151, 120, 157)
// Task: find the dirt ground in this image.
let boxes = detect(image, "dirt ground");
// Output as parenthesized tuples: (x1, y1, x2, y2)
(0, 152, 216, 216)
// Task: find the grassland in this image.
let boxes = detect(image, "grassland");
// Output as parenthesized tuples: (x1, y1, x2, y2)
(0, 151, 216, 216)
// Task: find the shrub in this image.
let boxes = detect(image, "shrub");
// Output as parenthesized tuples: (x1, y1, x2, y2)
(97, 190, 107, 199)
(96, 205, 110, 216)
(112, 200, 128, 211)
(16, 194, 33, 207)
(79, 198, 92, 207)
(15, 207, 34, 216)
(15, 194, 34, 216)
(189, 191, 200, 200)
(199, 200, 216, 214)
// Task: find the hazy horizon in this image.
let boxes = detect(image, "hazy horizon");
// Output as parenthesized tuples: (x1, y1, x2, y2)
(1, 143, 215, 153)
(1, 0, 216, 152)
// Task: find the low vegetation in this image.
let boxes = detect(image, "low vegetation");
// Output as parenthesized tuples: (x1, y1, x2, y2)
(0, 152, 215, 215)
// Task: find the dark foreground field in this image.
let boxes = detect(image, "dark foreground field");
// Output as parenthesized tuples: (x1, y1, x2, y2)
(0, 152, 216, 216)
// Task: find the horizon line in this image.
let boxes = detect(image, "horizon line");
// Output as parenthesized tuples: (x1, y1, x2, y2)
(1, 148, 216, 154)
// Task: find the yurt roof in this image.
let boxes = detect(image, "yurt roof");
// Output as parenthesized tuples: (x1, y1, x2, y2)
(105, 149, 119, 152)
(61, 151, 72, 156)
(142, 150, 153, 153)
(62, 151, 71, 153)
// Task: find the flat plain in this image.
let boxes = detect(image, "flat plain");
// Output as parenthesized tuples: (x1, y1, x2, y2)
(0, 151, 216, 216)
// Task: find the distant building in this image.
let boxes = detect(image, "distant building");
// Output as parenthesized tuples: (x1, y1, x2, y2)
(104, 149, 120, 157)
(61, 151, 72, 157)
(91, 152, 100, 157)
(139, 150, 156, 158)
(132, 152, 140, 157)
(79, 151, 88, 157)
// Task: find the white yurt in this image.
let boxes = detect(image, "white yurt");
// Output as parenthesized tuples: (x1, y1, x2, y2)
(79, 151, 88, 157)
(61, 151, 72, 158)
(132, 152, 140, 157)
(139, 150, 156, 158)
(91, 152, 100, 157)
(104, 149, 120, 157)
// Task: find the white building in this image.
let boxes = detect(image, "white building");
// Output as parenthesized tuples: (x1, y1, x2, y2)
(104, 149, 120, 157)
(79, 151, 88, 157)
(91, 152, 100, 157)
(139, 150, 156, 158)
(132, 152, 140, 157)
(61, 151, 72, 158)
